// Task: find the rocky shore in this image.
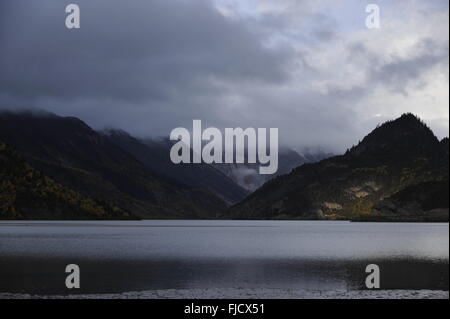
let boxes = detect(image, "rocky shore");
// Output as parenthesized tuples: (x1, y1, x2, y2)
(1, 289, 448, 299)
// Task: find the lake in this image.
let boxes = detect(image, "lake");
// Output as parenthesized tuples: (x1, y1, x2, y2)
(0, 220, 448, 295)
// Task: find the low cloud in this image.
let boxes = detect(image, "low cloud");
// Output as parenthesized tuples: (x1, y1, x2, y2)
(0, 0, 448, 153)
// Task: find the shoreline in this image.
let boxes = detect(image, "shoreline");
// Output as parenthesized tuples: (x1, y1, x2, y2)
(1, 219, 449, 223)
(1, 289, 449, 299)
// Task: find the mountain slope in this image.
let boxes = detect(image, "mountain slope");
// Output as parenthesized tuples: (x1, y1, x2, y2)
(0, 111, 226, 219)
(0, 140, 133, 220)
(366, 180, 449, 222)
(228, 114, 449, 221)
(104, 130, 248, 205)
(213, 148, 332, 191)
(441, 137, 449, 156)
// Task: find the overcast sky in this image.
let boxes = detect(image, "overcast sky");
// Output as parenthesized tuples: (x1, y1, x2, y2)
(0, 0, 448, 153)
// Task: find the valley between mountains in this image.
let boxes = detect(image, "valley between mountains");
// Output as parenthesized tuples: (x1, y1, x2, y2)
(0, 111, 448, 222)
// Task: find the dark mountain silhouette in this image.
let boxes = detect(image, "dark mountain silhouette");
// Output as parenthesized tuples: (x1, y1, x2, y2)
(1, 111, 447, 221)
(228, 114, 449, 221)
(0, 111, 226, 219)
(366, 180, 449, 222)
(441, 137, 449, 156)
(346, 113, 443, 165)
(103, 129, 249, 204)
(0, 140, 133, 220)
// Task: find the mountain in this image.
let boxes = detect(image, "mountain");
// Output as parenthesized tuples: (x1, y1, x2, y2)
(0, 140, 133, 220)
(228, 114, 449, 221)
(0, 111, 226, 219)
(104, 130, 248, 204)
(441, 137, 449, 156)
(213, 148, 332, 191)
(365, 180, 449, 222)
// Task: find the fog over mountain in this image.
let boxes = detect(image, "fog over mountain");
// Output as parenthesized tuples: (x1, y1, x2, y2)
(0, 0, 448, 153)
(213, 147, 333, 191)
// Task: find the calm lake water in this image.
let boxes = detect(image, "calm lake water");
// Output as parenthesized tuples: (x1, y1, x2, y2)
(0, 220, 448, 294)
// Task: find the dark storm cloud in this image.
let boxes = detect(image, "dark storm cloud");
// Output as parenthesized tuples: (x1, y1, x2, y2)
(0, 0, 289, 102)
(0, 0, 448, 151)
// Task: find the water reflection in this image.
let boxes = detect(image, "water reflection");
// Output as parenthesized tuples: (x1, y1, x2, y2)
(0, 221, 448, 294)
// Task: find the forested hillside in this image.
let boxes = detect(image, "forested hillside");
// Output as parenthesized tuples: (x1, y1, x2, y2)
(0, 140, 133, 220)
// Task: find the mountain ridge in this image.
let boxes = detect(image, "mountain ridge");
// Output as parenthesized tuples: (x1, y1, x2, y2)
(103, 129, 249, 205)
(1, 110, 447, 221)
(228, 113, 449, 221)
(0, 110, 227, 219)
